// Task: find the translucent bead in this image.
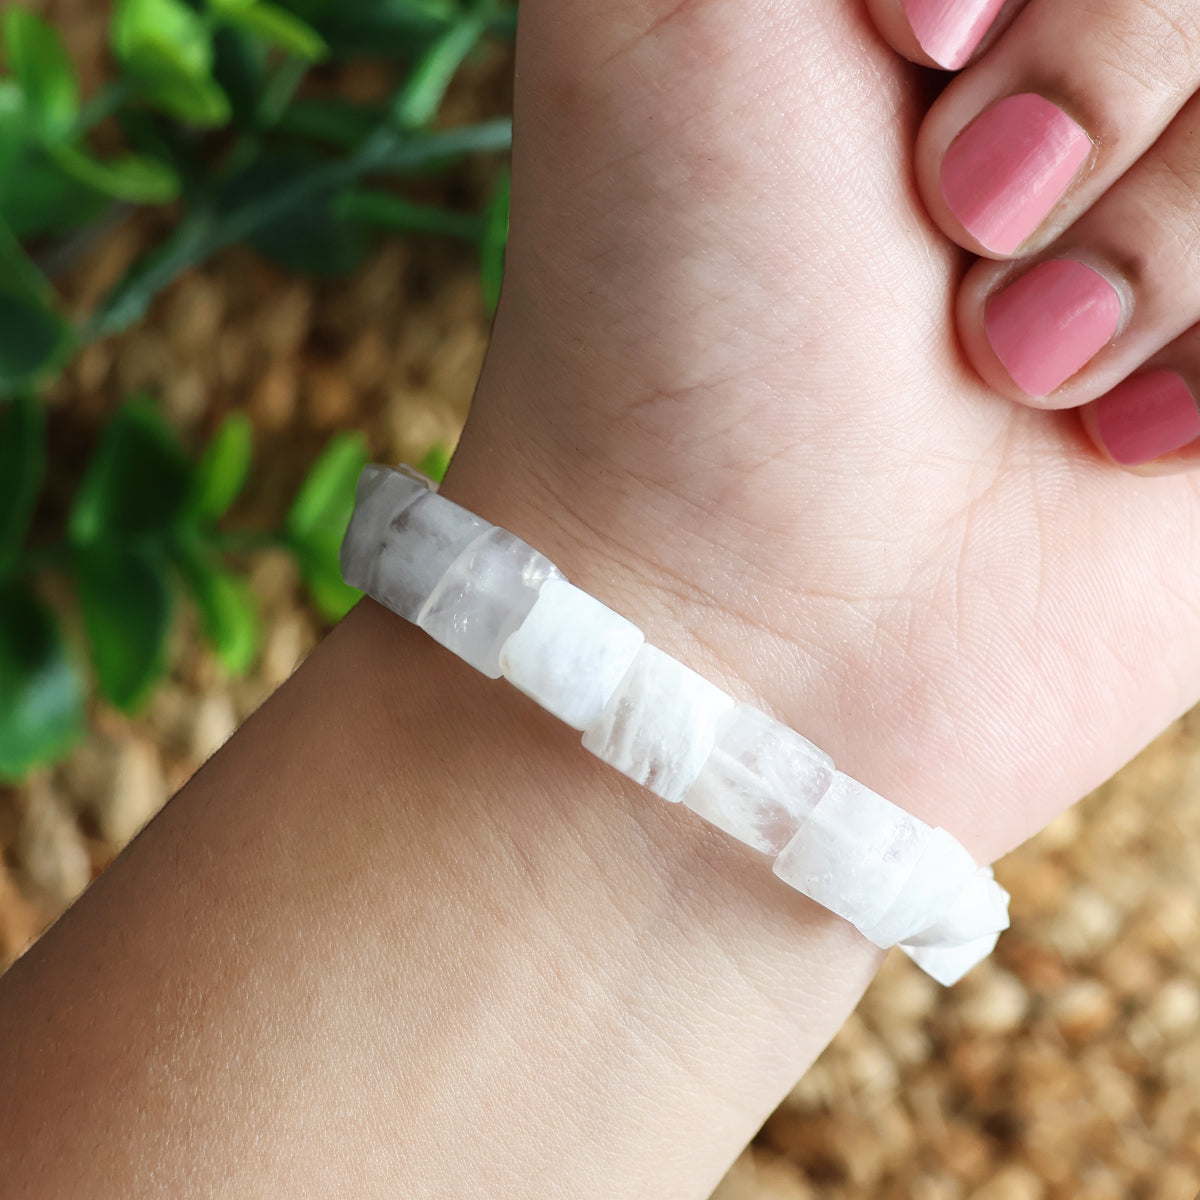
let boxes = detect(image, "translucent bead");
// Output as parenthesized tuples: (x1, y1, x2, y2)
(772, 772, 932, 933)
(683, 704, 835, 856)
(900, 931, 1002, 987)
(582, 644, 735, 804)
(499, 578, 645, 729)
(365, 488, 491, 622)
(856, 826, 980, 948)
(901, 868, 1011, 948)
(339, 464, 431, 593)
(416, 528, 563, 678)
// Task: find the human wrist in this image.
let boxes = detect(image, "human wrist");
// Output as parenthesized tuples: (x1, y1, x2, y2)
(335, 599, 882, 1196)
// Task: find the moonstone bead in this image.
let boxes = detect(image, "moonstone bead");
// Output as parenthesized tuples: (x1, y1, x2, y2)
(355, 484, 491, 621)
(683, 704, 835, 855)
(901, 932, 1002, 987)
(772, 772, 932, 932)
(339, 464, 431, 593)
(901, 869, 1011, 948)
(859, 826, 981, 949)
(416, 528, 563, 678)
(582, 644, 735, 804)
(499, 578, 645, 729)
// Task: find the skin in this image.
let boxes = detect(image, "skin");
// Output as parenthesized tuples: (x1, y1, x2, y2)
(2, 0, 1199, 1194)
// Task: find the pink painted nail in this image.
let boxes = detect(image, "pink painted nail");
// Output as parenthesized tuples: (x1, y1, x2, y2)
(985, 259, 1121, 396)
(902, 0, 1007, 69)
(941, 94, 1091, 254)
(1094, 370, 1200, 466)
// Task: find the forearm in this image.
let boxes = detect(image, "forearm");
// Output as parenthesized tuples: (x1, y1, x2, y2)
(0, 549, 877, 1197)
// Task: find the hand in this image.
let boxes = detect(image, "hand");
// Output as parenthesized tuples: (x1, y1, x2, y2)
(447, 0, 1200, 867)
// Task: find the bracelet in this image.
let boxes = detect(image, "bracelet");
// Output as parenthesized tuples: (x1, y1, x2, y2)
(340, 464, 1010, 985)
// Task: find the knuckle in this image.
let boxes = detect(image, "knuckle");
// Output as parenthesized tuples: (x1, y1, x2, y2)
(1092, 0, 1200, 104)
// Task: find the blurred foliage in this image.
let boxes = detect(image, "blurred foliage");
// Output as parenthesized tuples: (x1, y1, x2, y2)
(0, 0, 511, 778)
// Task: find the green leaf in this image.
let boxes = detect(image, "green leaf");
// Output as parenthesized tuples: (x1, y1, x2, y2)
(285, 431, 366, 546)
(0, 221, 71, 391)
(368, 116, 512, 175)
(113, 0, 212, 78)
(392, 13, 485, 130)
(0, 146, 106, 239)
(211, 0, 328, 62)
(303, 0, 457, 57)
(0, 214, 53, 301)
(298, 553, 360, 622)
(176, 545, 260, 674)
(112, 0, 232, 126)
(285, 432, 366, 622)
(0, 293, 70, 393)
(275, 96, 383, 148)
(1, 7, 79, 138)
(0, 79, 30, 181)
(69, 400, 193, 545)
(142, 68, 232, 127)
(334, 188, 483, 240)
(250, 186, 369, 276)
(0, 396, 45, 574)
(210, 26, 267, 127)
(479, 165, 508, 315)
(417, 441, 451, 484)
(0, 583, 83, 778)
(47, 143, 181, 204)
(75, 544, 172, 710)
(225, 152, 369, 276)
(187, 411, 253, 522)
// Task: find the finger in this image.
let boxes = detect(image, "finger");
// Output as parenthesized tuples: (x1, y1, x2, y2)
(955, 88, 1200, 405)
(916, 0, 1200, 256)
(861, 0, 1026, 71)
(1082, 357, 1200, 475)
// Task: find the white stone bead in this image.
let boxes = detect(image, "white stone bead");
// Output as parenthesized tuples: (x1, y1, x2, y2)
(772, 772, 932, 933)
(859, 826, 980, 949)
(582, 644, 735, 804)
(339, 464, 431, 592)
(416, 528, 563, 678)
(499, 579, 644, 729)
(900, 931, 1002, 987)
(901, 869, 1011, 948)
(683, 704, 835, 856)
(366, 489, 491, 621)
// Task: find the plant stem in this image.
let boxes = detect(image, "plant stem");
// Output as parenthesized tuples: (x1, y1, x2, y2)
(75, 79, 138, 133)
(258, 56, 310, 129)
(336, 189, 486, 241)
(35, 203, 134, 281)
(85, 118, 513, 340)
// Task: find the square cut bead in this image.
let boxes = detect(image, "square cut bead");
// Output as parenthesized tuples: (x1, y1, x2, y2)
(416, 528, 563, 678)
(499, 579, 645, 729)
(772, 772, 932, 933)
(683, 704, 835, 856)
(365, 489, 491, 622)
(900, 869, 1011, 948)
(581, 644, 735, 804)
(901, 932, 1001, 987)
(339, 464, 431, 593)
(858, 827, 980, 949)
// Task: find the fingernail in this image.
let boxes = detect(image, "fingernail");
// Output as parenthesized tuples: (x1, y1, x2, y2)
(985, 259, 1121, 396)
(941, 94, 1091, 254)
(1094, 370, 1200, 466)
(902, 0, 1007, 69)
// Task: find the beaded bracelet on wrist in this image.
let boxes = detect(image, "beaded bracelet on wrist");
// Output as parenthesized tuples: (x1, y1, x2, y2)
(340, 464, 1010, 986)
